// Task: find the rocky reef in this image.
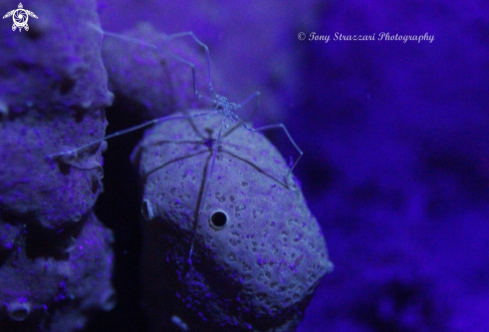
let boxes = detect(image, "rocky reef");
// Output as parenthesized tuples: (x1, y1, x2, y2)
(0, 0, 114, 330)
(0, 1, 332, 331)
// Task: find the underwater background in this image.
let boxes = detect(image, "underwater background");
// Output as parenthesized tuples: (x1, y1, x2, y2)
(1, 0, 487, 331)
(91, 1, 489, 331)
(94, 0, 489, 331)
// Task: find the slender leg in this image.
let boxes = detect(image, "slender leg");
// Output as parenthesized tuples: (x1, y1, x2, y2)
(242, 122, 303, 177)
(46, 111, 215, 161)
(240, 91, 261, 121)
(86, 23, 214, 104)
(187, 116, 226, 266)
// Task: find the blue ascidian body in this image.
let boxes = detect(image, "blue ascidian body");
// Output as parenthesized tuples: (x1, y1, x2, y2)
(133, 112, 333, 332)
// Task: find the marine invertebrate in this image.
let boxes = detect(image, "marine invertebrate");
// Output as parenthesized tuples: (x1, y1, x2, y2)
(136, 112, 332, 331)
(0, 0, 114, 330)
(81, 25, 333, 331)
(101, 23, 211, 120)
(42, 18, 331, 330)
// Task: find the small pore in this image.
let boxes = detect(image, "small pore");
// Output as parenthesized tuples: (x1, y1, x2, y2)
(59, 76, 76, 95)
(209, 210, 228, 230)
(71, 212, 82, 222)
(7, 300, 31, 321)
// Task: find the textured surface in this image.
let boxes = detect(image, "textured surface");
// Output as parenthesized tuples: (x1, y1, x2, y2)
(0, 0, 112, 227)
(44, 1, 485, 331)
(102, 23, 213, 120)
(0, 0, 115, 330)
(0, 212, 114, 331)
(133, 112, 331, 331)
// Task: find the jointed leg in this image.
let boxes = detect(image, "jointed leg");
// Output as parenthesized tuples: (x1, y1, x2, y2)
(242, 122, 303, 178)
(46, 112, 214, 161)
(187, 116, 226, 265)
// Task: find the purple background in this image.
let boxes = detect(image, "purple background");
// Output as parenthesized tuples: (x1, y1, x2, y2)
(88, 1, 489, 331)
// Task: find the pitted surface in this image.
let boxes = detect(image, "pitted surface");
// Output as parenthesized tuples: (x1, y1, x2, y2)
(135, 111, 332, 331)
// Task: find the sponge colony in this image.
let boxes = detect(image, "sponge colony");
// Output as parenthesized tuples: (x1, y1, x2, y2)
(134, 111, 333, 331)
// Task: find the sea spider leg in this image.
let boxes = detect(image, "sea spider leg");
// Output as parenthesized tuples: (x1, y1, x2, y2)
(45, 112, 214, 162)
(61, 23, 303, 268)
(46, 24, 221, 161)
(242, 122, 303, 179)
(186, 90, 264, 265)
(85, 23, 302, 179)
(87, 22, 208, 107)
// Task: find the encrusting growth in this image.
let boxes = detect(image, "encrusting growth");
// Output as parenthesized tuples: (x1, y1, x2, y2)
(0, 1, 114, 330)
(36, 18, 332, 331)
(135, 111, 333, 331)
